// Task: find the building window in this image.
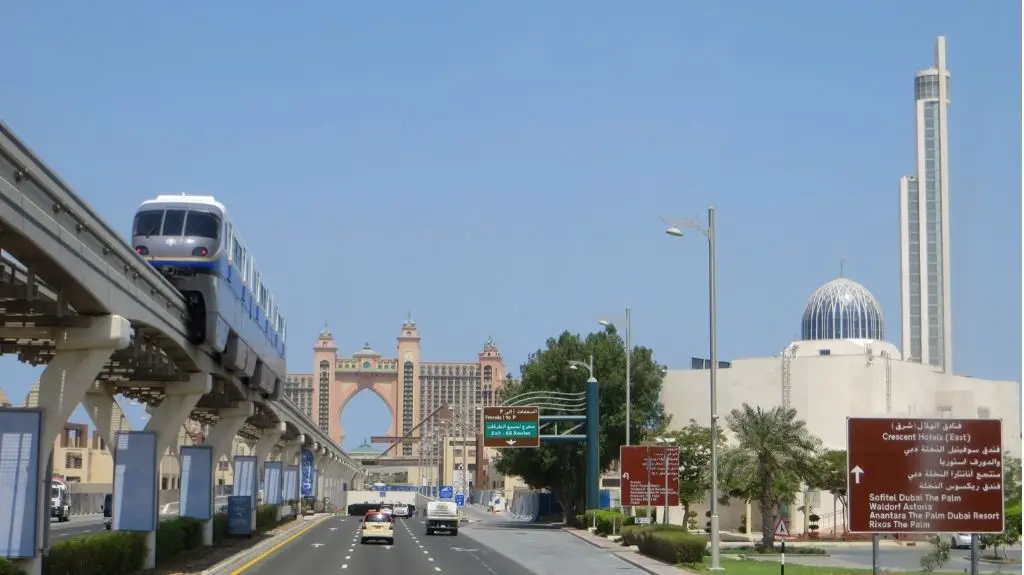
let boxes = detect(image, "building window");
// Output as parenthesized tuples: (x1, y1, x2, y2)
(65, 453, 83, 469)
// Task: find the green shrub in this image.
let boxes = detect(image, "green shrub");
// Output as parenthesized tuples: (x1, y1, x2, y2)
(0, 557, 26, 575)
(581, 509, 624, 536)
(256, 505, 282, 533)
(42, 531, 147, 575)
(635, 529, 706, 565)
(155, 516, 204, 561)
(620, 525, 643, 546)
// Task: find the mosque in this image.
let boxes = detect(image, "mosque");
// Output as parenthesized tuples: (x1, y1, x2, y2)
(660, 276, 1022, 537)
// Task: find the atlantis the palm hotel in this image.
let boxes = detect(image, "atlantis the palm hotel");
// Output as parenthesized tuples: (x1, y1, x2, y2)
(284, 316, 512, 492)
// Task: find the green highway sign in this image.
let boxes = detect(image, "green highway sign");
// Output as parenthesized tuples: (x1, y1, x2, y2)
(482, 406, 540, 448)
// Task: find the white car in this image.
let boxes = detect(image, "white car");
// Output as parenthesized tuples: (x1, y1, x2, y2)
(392, 504, 409, 518)
(944, 533, 987, 550)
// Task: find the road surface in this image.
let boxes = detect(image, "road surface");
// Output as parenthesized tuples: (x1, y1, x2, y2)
(49, 515, 107, 540)
(240, 515, 540, 575)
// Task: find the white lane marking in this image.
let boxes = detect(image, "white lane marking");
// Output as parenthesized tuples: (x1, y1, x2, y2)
(341, 565, 348, 569)
(345, 555, 351, 560)
(434, 568, 441, 572)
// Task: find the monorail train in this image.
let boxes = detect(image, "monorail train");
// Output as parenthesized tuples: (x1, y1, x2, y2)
(131, 194, 285, 399)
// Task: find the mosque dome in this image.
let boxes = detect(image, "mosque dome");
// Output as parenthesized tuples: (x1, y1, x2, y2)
(801, 277, 884, 341)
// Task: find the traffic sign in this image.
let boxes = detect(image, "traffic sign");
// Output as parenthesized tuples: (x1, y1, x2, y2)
(378, 490, 386, 498)
(455, 494, 465, 506)
(847, 417, 1004, 534)
(439, 485, 454, 500)
(619, 445, 679, 507)
(773, 517, 790, 538)
(483, 406, 540, 448)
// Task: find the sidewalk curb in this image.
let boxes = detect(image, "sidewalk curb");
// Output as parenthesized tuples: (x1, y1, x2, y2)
(200, 514, 332, 575)
(562, 527, 611, 549)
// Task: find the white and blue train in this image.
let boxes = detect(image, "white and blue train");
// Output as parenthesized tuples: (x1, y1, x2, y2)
(131, 194, 285, 399)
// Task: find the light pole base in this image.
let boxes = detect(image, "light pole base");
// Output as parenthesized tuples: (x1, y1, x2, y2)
(708, 513, 723, 570)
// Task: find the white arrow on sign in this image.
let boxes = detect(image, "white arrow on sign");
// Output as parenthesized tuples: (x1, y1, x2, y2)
(505, 440, 517, 445)
(621, 472, 630, 480)
(850, 465, 865, 484)
(311, 543, 324, 547)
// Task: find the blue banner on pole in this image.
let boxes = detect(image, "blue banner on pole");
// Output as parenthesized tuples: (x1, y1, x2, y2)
(233, 456, 258, 511)
(455, 494, 465, 506)
(179, 446, 213, 520)
(264, 462, 283, 506)
(283, 466, 298, 502)
(0, 409, 41, 559)
(300, 449, 314, 497)
(112, 432, 158, 532)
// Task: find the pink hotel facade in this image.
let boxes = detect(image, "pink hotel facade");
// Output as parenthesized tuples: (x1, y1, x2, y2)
(284, 316, 508, 454)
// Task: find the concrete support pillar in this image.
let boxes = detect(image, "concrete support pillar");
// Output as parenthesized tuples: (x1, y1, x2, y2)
(11, 315, 132, 575)
(276, 437, 303, 520)
(141, 373, 211, 570)
(200, 402, 253, 546)
(250, 423, 283, 528)
(82, 381, 124, 448)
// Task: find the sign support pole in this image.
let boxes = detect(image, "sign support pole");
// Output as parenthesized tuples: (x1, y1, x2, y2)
(970, 535, 979, 575)
(585, 375, 600, 510)
(871, 534, 879, 575)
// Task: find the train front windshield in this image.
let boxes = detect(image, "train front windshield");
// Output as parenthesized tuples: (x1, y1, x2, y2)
(133, 209, 220, 239)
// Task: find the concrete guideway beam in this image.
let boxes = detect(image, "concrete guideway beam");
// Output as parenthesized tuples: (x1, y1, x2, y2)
(18, 315, 132, 575)
(198, 403, 252, 546)
(140, 373, 211, 570)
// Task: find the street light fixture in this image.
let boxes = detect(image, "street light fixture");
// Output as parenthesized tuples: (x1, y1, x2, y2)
(569, 354, 601, 511)
(663, 206, 722, 571)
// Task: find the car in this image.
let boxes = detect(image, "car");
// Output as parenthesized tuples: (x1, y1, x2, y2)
(361, 512, 394, 545)
(102, 494, 112, 530)
(944, 533, 987, 550)
(392, 504, 409, 518)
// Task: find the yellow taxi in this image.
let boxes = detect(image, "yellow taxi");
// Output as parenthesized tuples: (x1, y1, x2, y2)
(360, 511, 394, 545)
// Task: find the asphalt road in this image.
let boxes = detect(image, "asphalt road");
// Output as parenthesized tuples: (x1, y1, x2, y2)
(240, 515, 540, 575)
(48, 515, 107, 540)
(49, 513, 190, 540)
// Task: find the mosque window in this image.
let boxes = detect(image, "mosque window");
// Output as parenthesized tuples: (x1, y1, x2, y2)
(362, 361, 371, 369)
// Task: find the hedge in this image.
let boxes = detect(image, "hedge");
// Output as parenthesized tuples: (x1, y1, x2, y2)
(0, 557, 26, 575)
(619, 523, 704, 565)
(36, 504, 292, 575)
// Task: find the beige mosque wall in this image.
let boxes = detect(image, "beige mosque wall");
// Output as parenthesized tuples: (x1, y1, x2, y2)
(662, 338, 1021, 535)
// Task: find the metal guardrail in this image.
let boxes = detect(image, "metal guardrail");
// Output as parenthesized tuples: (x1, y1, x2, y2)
(0, 121, 192, 346)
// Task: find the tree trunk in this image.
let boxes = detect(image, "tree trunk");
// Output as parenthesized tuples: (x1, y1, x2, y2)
(682, 503, 690, 532)
(759, 497, 774, 549)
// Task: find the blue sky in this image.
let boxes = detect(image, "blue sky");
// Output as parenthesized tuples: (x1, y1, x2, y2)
(0, 1, 1019, 451)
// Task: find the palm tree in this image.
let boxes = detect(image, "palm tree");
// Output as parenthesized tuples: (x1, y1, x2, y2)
(719, 403, 821, 548)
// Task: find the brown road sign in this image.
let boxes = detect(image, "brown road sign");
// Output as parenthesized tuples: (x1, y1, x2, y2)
(483, 406, 540, 448)
(619, 445, 679, 507)
(847, 417, 1004, 534)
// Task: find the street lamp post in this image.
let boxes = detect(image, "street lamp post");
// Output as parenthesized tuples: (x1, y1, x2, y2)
(664, 206, 722, 570)
(598, 307, 632, 447)
(569, 355, 601, 511)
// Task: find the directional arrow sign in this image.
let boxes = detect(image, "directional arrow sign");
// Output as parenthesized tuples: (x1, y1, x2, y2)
(847, 417, 1005, 535)
(483, 406, 540, 448)
(850, 465, 864, 484)
(621, 472, 630, 480)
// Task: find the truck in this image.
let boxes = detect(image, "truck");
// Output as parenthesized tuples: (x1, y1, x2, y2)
(425, 501, 458, 535)
(50, 477, 70, 522)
